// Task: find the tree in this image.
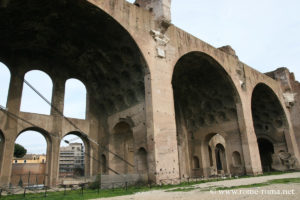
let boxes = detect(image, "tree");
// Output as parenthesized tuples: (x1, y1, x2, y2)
(14, 143, 27, 158)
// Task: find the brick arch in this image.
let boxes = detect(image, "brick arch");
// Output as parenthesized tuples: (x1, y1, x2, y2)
(17, 126, 52, 144)
(60, 131, 91, 177)
(172, 51, 244, 178)
(20, 69, 54, 115)
(251, 83, 291, 172)
(11, 127, 51, 186)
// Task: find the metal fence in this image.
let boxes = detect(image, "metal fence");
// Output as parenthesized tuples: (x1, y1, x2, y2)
(10, 173, 47, 188)
(0, 173, 150, 199)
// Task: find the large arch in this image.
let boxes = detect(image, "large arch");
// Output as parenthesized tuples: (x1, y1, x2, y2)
(0, 0, 149, 116)
(172, 51, 244, 178)
(0, 0, 150, 183)
(251, 83, 291, 172)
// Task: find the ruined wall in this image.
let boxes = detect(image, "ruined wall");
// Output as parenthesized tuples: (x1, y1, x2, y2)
(0, 0, 300, 187)
(11, 163, 46, 185)
(266, 68, 300, 155)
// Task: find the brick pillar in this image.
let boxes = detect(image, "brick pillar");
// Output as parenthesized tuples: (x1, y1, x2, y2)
(0, 67, 25, 186)
(236, 98, 263, 175)
(134, 0, 171, 30)
(48, 77, 65, 186)
(145, 68, 180, 184)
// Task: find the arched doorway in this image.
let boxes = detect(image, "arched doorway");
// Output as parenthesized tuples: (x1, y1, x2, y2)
(59, 132, 89, 178)
(172, 52, 241, 178)
(257, 138, 274, 172)
(251, 83, 289, 172)
(101, 154, 107, 175)
(205, 133, 229, 175)
(11, 129, 49, 187)
(215, 144, 225, 171)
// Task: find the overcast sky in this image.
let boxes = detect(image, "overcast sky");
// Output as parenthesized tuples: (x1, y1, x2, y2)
(1, 0, 300, 154)
(129, 0, 300, 80)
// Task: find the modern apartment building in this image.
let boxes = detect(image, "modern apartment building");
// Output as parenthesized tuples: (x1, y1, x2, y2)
(59, 143, 84, 177)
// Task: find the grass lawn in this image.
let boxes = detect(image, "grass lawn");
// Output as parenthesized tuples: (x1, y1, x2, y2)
(215, 177, 300, 190)
(1, 171, 299, 199)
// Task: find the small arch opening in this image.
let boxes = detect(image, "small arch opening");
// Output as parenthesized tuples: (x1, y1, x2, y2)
(63, 78, 87, 120)
(20, 70, 53, 115)
(193, 156, 200, 169)
(232, 151, 242, 167)
(59, 134, 86, 178)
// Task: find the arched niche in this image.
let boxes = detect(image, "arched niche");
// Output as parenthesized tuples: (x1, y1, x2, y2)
(232, 151, 242, 167)
(204, 133, 229, 176)
(192, 156, 200, 169)
(101, 154, 107, 175)
(110, 121, 135, 174)
(136, 147, 148, 174)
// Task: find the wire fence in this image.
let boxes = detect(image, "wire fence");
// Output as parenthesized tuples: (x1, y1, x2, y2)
(1, 170, 294, 199)
(0, 172, 153, 199)
(0, 171, 240, 199)
(0, 175, 154, 199)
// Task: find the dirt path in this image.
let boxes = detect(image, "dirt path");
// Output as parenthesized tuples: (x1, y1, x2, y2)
(95, 172, 300, 200)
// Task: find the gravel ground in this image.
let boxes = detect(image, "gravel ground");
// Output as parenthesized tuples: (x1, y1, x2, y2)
(95, 172, 300, 200)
